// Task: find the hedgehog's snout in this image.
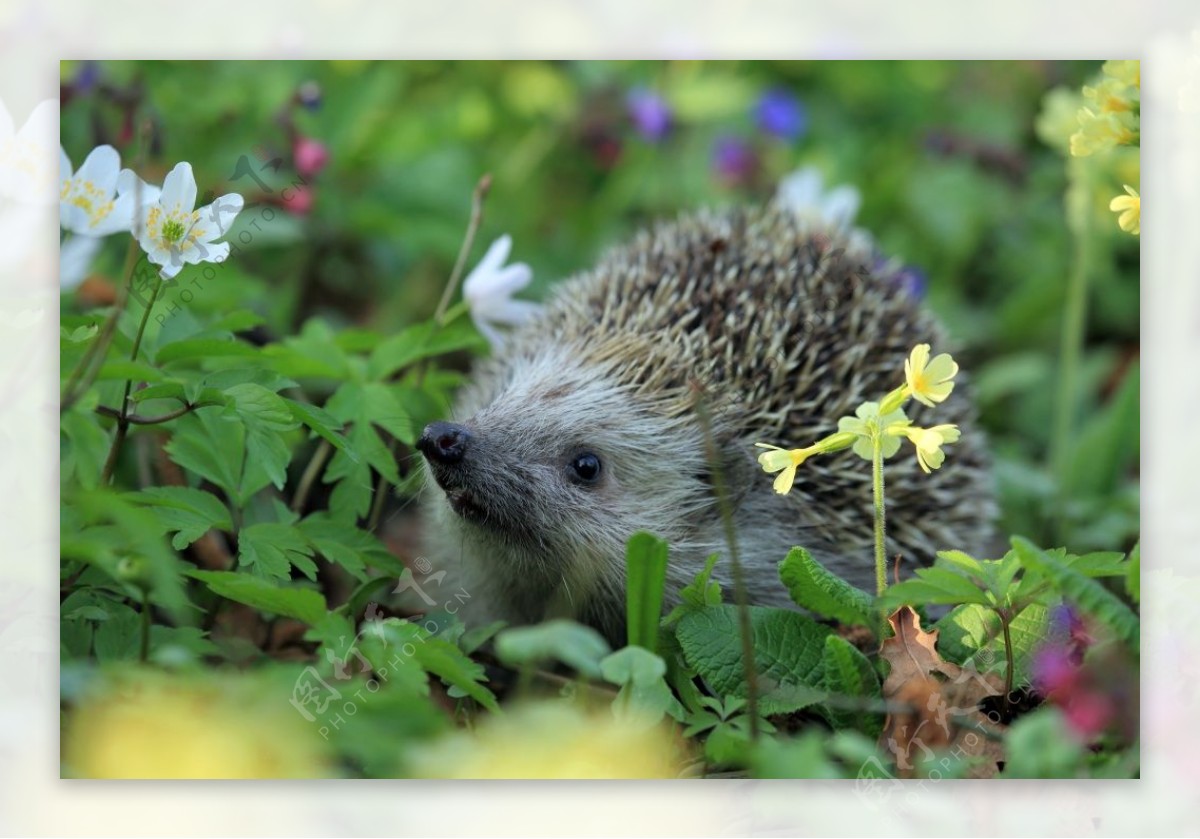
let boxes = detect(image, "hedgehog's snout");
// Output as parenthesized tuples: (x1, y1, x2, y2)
(417, 421, 471, 466)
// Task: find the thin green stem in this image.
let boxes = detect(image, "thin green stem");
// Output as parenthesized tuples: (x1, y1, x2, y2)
(872, 433, 887, 598)
(692, 383, 759, 740)
(61, 237, 140, 412)
(139, 589, 152, 663)
(1000, 612, 1014, 713)
(95, 401, 213, 425)
(1050, 161, 1092, 544)
(100, 274, 163, 485)
(291, 439, 333, 515)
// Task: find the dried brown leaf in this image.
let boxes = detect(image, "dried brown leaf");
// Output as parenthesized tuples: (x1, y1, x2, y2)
(879, 606, 1006, 778)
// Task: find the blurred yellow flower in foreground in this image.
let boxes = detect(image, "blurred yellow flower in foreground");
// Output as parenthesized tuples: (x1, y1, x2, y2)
(411, 702, 686, 779)
(64, 672, 331, 779)
(1109, 185, 1140, 236)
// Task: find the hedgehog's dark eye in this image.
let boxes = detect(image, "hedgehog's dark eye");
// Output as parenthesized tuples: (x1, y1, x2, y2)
(568, 452, 602, 485)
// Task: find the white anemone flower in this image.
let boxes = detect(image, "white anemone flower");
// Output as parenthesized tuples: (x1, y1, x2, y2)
(1, 98, 58, 204)
(135, 162, 243, 281)
(463, 234, 540, 351)
(776, 166, 861, 229)
(59, 145, 147, 236)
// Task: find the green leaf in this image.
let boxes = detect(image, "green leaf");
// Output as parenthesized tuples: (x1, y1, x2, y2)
(164, 409, 246, 500)
(1066, 551, 1128, 578)
(95, 359, 166, 383)
(286, 399, 356, 458)
(882, 566, 991, 608)
(238, 522, 318, 582)
(156, 338, 260, 364)
(224, 383, 299, 492)
(1012, 537, 1139, 647)
(819, 634, 882, 734)
(494, 619, 612, 679)
(412, 637, 499, 712)
(61, 407, 109, 491)
(1065, 362, 1139, 499)
(187, 569, 327, 625)
(779, 547, 876, 628)
(298, 513, 407, 580)
(93, 604, 142, 662)
(128, 486, 233, 550)
(600, 646, 685, 725)
(625, 531, 669, 652)
(675, 605, 829, 714)
(261, 318, 352, 379)
(367, 320, 487, 381)
(935, 603, 1050, 683)
(1000, 708, 1086, 778)
(1126, 542, 1140, 603)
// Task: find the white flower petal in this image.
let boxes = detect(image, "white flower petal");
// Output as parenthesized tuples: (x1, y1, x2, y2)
(192, 193, 243, 240)
(470, 310, 505, 352)
(75, 145, 121, 198)
(821, 185, 861, 228)
(59, 233, 103, 290)
(777, 167, 822, 213)
(117, 169, 162, 208)
(160, 162, 197, 213)
(59, 146, 73, 186)
(470, 263, 533, 303)
(464, 235, 513, 297)
(480, 298, 541, 327)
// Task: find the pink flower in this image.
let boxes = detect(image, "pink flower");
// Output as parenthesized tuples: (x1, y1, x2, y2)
(1032, 646, 1080, 696)
(292, 136, 329, 179)
(1063, 693, 1114, 737)
(281, 184, 314, 215)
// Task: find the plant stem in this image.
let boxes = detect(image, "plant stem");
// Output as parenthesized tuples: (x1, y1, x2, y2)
(872, 433, 887, 598)
(1000, 612, 1014, 712)
(139, 589, 152, 663)
(100, 274, 163, 485)
(367, 173, 493, 531)
(1049, 161, 1092, 544)
(692, 383, 759, 740)
(95, 401, 212, 425)
(291, 439, 333, 515)
(61, 237, 140, 412)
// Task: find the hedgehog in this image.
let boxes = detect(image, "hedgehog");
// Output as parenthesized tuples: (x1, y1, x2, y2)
(416, 202, 996, 645)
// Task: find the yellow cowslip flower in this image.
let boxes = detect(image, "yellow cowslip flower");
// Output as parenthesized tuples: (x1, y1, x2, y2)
(1103, 60, 1140, 88)
(837, 402, 906, 461)
(411, 702, 687, 778)
(755, 431, 856, 494)
(1070, 108, 1137, 157)
(903, 344, 959, 408)
(65, 672, 332, 779)
(1109, 185, 1140, 235)
(889, 423, 961, 474)
(1083, 78, 1135, 114)
(755, 443, 818, 495)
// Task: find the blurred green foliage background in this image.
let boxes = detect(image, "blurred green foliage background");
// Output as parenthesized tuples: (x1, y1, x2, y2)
(60, 59, 1139, 554)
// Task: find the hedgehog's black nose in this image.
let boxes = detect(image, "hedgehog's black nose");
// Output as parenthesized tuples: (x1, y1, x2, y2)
(417, 421, 471, 465)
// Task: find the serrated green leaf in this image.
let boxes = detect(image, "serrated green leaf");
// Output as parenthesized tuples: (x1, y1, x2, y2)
(882, 566, 991, 608)
(779, 547, 876, 627)
(625, 531, 668, 652)
(820, 634, 882, 734)
(601, 646, 684, 725)
(238, 522, 318, 581)
(298, 513, 407, 580)
(187, 569, 327, 625)
(675, 605, 829, 714)
(128, 486, 233, 550)
(61, 407, 109, 491)
(412, 636, 499, 712)
(934, 603, 1050, 682)
(1012, 538, 1139, 647)
(130, 382, 188, 403)
(164, 409, 245, 500)
(494, 619, 612, 679)
(286, 399, 356, 458)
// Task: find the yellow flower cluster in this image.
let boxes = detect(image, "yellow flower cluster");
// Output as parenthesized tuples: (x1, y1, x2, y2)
(1070, 60, 1140, 158)
(756, 344, 962, 494)
(1109, 185, 1140, 236)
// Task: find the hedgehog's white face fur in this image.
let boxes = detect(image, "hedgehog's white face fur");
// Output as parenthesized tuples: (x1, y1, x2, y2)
(419, 205, 996, 644)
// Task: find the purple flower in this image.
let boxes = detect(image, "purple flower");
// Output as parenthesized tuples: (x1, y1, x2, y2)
(755, 88, 807, 141)
(297, 81, 322, 111)
(711, 136, 757, 186)
(626, 88, 672, 142)
(1032, 646, 1079, 696)
(74, 61, 101, 93)
(892, 265, 928, 300)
